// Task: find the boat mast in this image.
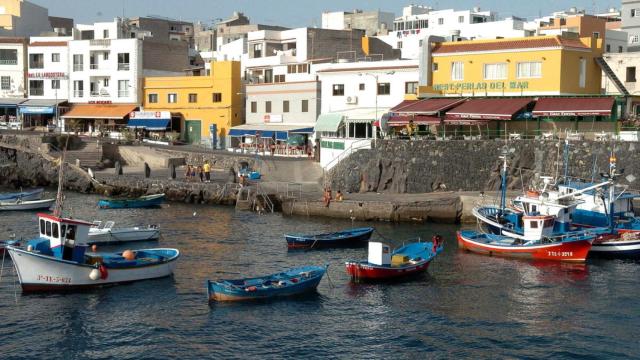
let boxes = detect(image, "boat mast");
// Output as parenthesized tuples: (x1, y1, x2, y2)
(562, 140, 570, 184)
(499, 152, 508, 217)
(53, 147, 66, 217)
(608, 152, 617, 231)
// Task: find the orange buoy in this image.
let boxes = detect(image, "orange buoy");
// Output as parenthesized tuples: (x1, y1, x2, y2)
(91, 244, 98, 252)
(122, 250, 135, 261)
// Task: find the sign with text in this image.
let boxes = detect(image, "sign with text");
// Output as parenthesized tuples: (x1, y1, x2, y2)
(434, 81, 530, 92)
(130, 111, 171, 119)
(263, 114, 283, 123)
(27, 72, 68, 79)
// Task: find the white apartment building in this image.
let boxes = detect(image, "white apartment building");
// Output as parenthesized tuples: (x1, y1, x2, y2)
(315, 59, 419, 167)
(376, 5, 533, 59)
(27, 36, 71, 100)
(0, 37, 26, 98)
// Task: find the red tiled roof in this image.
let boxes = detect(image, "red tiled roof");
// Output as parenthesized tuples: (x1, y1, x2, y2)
(532, 97, 614, 117)
(433, 36, 589, 54)
(30, 41, 68, 47)
(446, 98, 533, 120)
(390, 98, 467, 115)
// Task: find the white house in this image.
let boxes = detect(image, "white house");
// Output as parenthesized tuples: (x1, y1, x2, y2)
(0, 37, 26, 98)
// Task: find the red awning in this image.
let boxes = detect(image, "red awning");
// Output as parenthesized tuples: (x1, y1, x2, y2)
(387, 115, 441, 126)
(446, 98, 533, 121)
(390, 98, 467, 115)
(532, 97, 615, 117)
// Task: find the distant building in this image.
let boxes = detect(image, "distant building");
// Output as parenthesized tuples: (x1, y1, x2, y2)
(0, 0, 52, 37)
(622, 0, 640, 51)
(128, 16, 194, 47)
(600, 52, 640, 114)
(143, 61, 243, 146)
(322, 9, 395, 36)
(0, 36, 26, 128)
(48, 16, 73, 36)
(535, 13, 627, 54)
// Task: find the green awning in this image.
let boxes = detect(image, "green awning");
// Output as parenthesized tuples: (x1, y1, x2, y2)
(315, 113, 344, 132)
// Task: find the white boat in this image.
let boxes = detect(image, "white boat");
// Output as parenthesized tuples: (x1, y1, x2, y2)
(6, 213, 179, 292)
(0, 198, 56, 211)
(0, 188, 44, 201)
(87, 221, 160, 245)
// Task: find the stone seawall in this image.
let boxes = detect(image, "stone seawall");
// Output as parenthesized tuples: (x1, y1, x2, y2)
(327, 139, 640, 194)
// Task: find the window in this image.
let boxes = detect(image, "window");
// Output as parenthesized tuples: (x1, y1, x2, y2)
(593, 32, 600, 39)
(631, 35, 639, 44)
(451, 61, 464, 80)
(359, 83, 365, 91)
(287, 64, 296, 73)
(72, 54, 83, 71)
(29, 80, 44, 96)
(438, 18, 444, 25)
(103, 78, 109, 87)
(333, 84, 345, 96)
(579, 58, 586, 88)
(297, 64, 308, 73)
(51, 79, 60, 90)
(627, 67, 636, 82)
(516, 62, 542, 78)
(274, 74, 285, 83)
(52, 223, 59, 239)
(40, 219, 45, 234)
(405, 82, 418, 95)
(188, 93, 197, 103)
(0, 49, 18, 65)
(264, 69, 273, 83)
(73, 80, 83, 97)
(51, 53, 60, 62)
(1, 76, 10, 90)
(619, 46, 624, 53)
(458, 15, 464, 23)
(433, 62, 439, 71)
(632, 9, 640, 17)
(301, 99, 309, 112)
(117, 53, 130, 70)
(29, 53, 44, 69)
(377, 82, 391, 95)
(104, 52, 109, 60)
(530, 221, 538, 229)
(251, 101, 257, 113)
(168, 93, 177, 103)
(283, 100, 289, 112)
(265, 101, 271, 113)
(253, 43, 263, 58)
(397, 41, 403, 49)
(148, 93, 158, 103)
(212, 93, 222, 102)
(45, 221, 51, 236)
(483, 63, 507, 80)
(606, 44, 611, 52)
(103, 29, 109, 38)
(118, 80, 129, 97)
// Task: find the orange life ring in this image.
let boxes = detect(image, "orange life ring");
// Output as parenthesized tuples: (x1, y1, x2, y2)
(98, 264, 108, 280)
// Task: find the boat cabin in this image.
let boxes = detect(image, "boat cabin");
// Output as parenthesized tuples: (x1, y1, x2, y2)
(368, 242, 391, 266)
(33, 213, 92, 262)
(513, 193, 580, 233)
(521, 215, 555, 241)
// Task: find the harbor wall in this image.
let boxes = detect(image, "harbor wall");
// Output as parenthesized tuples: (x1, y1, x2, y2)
(327, 139, 640, 194)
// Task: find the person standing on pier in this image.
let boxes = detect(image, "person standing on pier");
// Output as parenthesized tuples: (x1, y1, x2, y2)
(185, 165, 192, 182)
(197, 165, 204, 182)
(203, 160, 211, 183)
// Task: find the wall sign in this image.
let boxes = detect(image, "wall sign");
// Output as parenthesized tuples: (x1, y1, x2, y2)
(27, 72, 68, 79)
(131, 111, 170, 118)
(263, 114, 283, 123)
(89, 100, 112, 104)
(434, 81, 530, 92)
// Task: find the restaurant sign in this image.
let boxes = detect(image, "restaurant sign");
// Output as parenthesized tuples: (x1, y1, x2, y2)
(434, 81, 529, 92)
(27, 72, 68, 79)
(130, 111, 171, 119)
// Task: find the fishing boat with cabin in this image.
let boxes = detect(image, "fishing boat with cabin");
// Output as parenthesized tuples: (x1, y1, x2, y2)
(345, 235, 443, 282)
(207, 265, 328, 301)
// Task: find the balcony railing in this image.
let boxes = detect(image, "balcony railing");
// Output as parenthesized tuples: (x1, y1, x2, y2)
(90, 64, 99, 70)
(73, 90, 84, 97)
(118, 63, 130, 71)
(90, 90, 111, 97)
(29, 62, 44, 69)
(118, 90, 130, 97)
(29, 89, 44, 96)
(89, 39, 111, 47)
(73, 64, 84, 71)
(0, 59, 18, 65)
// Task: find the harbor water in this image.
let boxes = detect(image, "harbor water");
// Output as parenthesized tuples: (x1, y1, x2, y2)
(1, 192, 639, 359)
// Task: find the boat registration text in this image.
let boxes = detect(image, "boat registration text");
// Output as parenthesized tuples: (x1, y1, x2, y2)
(37, 274, 72, 284)
(547, 251, 573, 257)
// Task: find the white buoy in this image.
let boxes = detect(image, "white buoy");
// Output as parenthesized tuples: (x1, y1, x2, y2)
(193, 211, 197, 217)
(27, 245, 33, 252)
(89, 269, 100, 280)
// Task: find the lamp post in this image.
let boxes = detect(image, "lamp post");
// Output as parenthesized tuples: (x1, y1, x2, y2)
(358, 71, 395, 148)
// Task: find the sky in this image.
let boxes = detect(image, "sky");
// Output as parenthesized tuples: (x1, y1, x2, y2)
(32, 0, 620, 27)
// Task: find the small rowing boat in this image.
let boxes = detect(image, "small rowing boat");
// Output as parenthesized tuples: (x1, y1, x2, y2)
(285, 227, 374, 250)
(98, 194, 165, 209)
(346, 236, 443, 282)
(86, 221, 160, 245)
(0, 198, 56, 211)
(207, 265, 328, 301)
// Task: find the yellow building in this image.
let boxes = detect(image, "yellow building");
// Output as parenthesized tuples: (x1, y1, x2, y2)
(143, 61, 242, 145)
(420, 35, 603, 97)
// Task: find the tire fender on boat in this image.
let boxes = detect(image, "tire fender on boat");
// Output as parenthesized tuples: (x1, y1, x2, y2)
(99, 264, 108, 280)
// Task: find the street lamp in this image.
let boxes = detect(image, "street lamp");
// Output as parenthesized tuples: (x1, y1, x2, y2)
(358, 71, 395, 148)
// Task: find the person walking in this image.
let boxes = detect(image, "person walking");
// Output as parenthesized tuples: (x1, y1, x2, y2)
(203, 160, 211, 183)
(197, 165, 204, 182)
(185, 165, 192, 182)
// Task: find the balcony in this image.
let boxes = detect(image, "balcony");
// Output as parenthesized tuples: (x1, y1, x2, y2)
(73, 64, 84, 72)
(89, 39, 111, 47)
(118, 90, 130, 98)
(29, 89, 44, 96)
(73, 90, 84, 97)
(90, 64, 99, 70)
(118, 63, 130, 71)
(29, 62, 44, 69)
(90, 90, 111, 97)
(0, 59, 17, 65)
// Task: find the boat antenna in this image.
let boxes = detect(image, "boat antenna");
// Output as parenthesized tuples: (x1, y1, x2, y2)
(53, 136, 70, 217)
(499, 148, 508, 217)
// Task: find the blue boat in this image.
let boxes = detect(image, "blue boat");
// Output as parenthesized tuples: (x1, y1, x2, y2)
(0, 188, 43, 202)
(207, 265, 328, 301)
(98, 193, 165, 209)
(285, 227, 374, 249)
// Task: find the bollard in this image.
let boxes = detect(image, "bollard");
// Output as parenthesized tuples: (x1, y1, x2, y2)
(115, 160, 123, 175)
(169, 163, 176, 179)
(144, 162, 151, 178)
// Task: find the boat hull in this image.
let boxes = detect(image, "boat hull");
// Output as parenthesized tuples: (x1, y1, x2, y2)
(286, 227, 374, 250)
(98, 194, 165, 209)
(207, 277, 322, 301)
(457, 231, 592, 262)
(7, 246, 179, 292)
(86, 228, 160, 245)
(0, 188, 43, 201)
(589, 233, 640, 259)
(0, 198, 55, 211)
(345, 260, 431, 281)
